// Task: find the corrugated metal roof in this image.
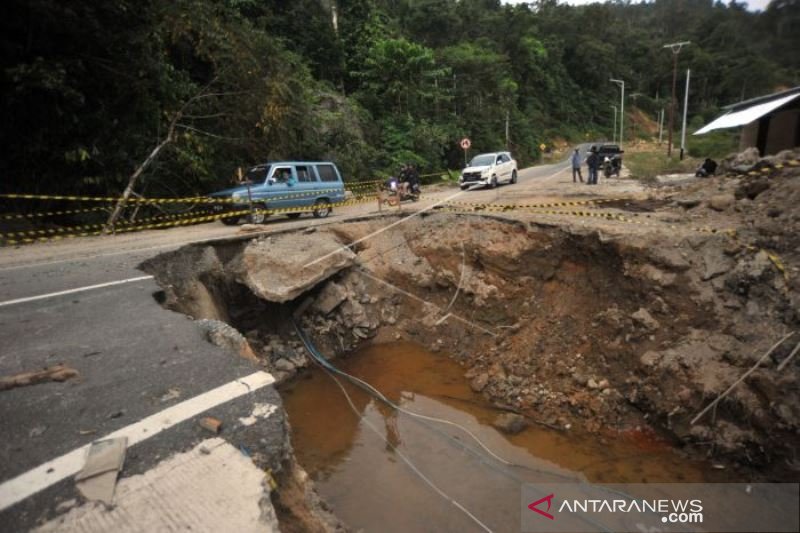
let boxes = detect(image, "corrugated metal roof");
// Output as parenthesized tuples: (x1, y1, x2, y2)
(693, 92, 800, 135)
(722, 86, 800, 111)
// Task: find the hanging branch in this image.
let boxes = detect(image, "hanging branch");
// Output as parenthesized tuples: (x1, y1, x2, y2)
(105, 108, 182, 230)
(105, 81, 224, 230)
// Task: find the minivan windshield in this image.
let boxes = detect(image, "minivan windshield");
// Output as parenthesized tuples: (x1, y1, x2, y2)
(469, 154, 495, 167)
(245, 165, 270, 183)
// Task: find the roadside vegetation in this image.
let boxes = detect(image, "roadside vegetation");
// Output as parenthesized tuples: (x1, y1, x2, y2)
(2, 0, 798, 201)
(624, 149, 699, 182)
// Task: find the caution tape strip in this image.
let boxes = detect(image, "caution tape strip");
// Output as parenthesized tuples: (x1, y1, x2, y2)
(0, 208, 216, 239)
(438, 205, 728, 235)
(0, 183, 382, 206)
(442, 197, 629, 211)
(1, 206, 112, 220)
(0, 193, 384, 246)
(727, 159, 800, 177)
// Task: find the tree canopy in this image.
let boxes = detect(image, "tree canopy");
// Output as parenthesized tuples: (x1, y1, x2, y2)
(2, 0, 798, 198)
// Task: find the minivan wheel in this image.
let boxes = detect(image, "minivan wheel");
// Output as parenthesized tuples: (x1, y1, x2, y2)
(247, 206, 268, 224)
(220, 216, 240, 226)
(490, 176, 498, 189)
(511, 170, 518, 184)
(313, 199, 331, 218)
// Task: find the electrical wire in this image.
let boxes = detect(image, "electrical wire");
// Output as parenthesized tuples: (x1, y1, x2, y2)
(293, 320, 620, 533)
(316, 358, 494, 533)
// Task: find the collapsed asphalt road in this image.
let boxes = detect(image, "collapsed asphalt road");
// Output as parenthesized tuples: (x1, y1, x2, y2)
(0, 272, 290, 531)
(4, 148, 798, 531)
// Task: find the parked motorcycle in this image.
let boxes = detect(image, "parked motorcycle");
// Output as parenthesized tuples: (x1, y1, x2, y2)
(602, 156, 622, 179)
(381, 178, 420, 206)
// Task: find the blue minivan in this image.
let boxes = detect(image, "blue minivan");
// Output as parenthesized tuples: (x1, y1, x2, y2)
(210, 161, 346, 224)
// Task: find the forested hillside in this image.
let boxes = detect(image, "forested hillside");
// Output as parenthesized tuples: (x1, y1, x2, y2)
(2, 0, 799, 198)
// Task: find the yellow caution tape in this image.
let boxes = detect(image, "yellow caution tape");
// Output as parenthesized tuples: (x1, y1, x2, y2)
(0, 189, 348, 205)
(0, 194, 383, 246)
(765, 251, 788, 280)
(729, 159, 799, 177)
(1, 206, 112, 220)
(0, 180, 384, 209)
(443, 197, 629, 210)
(438, 203, 727, 235)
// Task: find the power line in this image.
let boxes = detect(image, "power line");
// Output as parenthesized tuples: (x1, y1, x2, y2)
(662, 41, 691, 157)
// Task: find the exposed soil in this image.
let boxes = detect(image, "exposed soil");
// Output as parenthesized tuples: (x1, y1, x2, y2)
(141, 147, 800, 528)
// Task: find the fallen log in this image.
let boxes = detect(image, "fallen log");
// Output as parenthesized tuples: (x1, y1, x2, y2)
(0, 364, 79, 391)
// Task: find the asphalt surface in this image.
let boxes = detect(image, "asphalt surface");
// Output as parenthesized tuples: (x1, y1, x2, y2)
(0, 157, 580, 530)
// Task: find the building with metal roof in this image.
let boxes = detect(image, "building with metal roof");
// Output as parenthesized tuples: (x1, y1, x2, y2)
(694, 86, 800, 156)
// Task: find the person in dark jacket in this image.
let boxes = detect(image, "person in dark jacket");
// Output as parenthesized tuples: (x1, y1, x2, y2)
(695, 158, 718, 177)
(586, 147, 600, 185)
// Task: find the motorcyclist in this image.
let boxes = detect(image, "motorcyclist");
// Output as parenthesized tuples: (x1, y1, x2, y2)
(404, 164, 420, 195)
(398, 164, 411, 195)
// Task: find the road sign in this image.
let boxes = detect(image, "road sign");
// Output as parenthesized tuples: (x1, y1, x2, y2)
(539, 143, 546, 152)
(460, 137, 471, 150)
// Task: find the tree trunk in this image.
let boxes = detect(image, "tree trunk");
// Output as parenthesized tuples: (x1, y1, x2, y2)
(105, 113, 180, 229)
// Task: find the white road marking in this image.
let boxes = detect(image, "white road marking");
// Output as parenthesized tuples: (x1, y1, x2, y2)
(0, 236, 226, 272)
(0, 371, 275, 512)
(0, 276, 154, 308)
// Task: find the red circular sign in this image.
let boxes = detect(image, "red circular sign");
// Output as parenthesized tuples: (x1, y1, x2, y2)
(460, 137, 471, 150)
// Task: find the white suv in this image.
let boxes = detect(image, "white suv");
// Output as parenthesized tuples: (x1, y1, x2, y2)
(459, 151, 518, 190)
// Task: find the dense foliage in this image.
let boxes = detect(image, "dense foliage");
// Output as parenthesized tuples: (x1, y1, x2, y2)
(2, 0, 798, 197)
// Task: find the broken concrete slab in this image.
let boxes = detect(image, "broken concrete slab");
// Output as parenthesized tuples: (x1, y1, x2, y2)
(36, 438, 278, 533)
(313, 281, 348, 314)
(231, 232, 356, 303)
(75, 438, 127, 505)
(195, 319, 258, 362)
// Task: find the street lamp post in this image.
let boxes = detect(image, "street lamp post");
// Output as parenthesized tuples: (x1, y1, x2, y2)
(680, 68, 691, 160)
(663, 41, 690, 157)
(610, 79, 625, 147)
(610, 105, 618, 143)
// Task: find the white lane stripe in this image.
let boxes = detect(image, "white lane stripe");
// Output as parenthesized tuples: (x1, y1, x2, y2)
(0, 235, 231, 272)
(0, 275, 154, 308)
(0, 370, 275, 512)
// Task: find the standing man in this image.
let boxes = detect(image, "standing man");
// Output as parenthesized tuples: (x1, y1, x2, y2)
(586, 147, 599, 185)
(571, 148, 584, 183)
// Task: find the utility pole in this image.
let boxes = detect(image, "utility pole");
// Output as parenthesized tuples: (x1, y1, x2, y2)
(680, 68, 691, 160)
(629, 93, 643, 141)
(610, 105, 618, 143)
(505, 110, 510, 150)
(658, 108, 665, 144)
(610, 79, 625, 147)
(663, 41, 690, 157)
(330, 1, 338, 33)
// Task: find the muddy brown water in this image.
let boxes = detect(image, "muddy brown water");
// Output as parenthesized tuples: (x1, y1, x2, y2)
(280, 342, 730, 532)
